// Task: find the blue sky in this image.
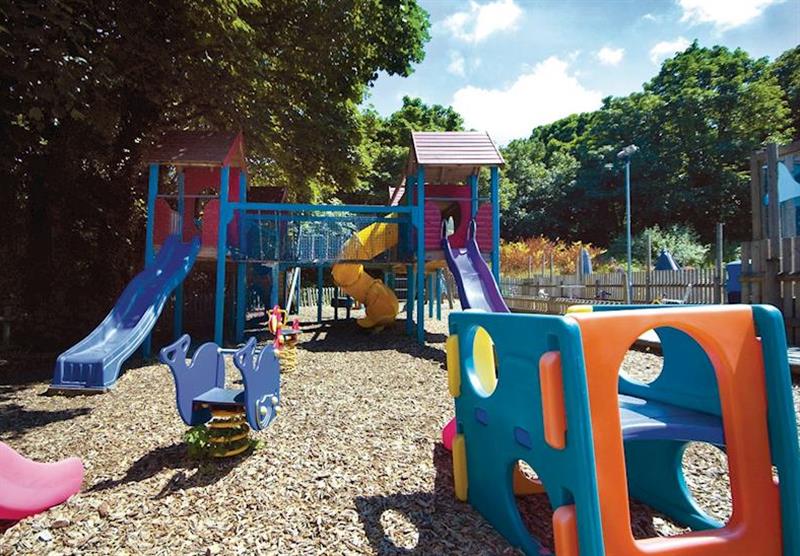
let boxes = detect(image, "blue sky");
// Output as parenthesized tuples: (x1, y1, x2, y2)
(365, 0, 800, 144)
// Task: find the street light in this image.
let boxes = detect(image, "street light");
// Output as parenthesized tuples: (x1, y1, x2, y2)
(617, 144, 639, 303)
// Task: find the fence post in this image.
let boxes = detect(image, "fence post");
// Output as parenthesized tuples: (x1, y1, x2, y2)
(715, 223, 724, 304)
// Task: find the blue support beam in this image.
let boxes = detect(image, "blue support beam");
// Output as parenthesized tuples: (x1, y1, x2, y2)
(435, 269, 442, 320)
(228, 202, 412, 214)
(469, 173, 478, 219)
(235, 171, 247, 343)
(491, 166, 500, 282)
(428, 272, 434, 318)
(144, 164, 159, 267)
(173, 170, 185, 341)
(317, 264, 323, 323)
(270, 265, 279, 308)
(405, 265, 415, 335)
(213, 166, 231, 345)
(142, 163, 159, 357)
(416, 166, 426, 344)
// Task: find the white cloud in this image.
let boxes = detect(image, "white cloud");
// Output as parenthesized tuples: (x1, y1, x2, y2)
(447, 51, 466, 77)
(649, 36, 691, 65)
(642, 13, 659, 22)
(678, 0, 783, 31)
(451, 56, 602, 145)
(442, 0, 523, 43)
(596, 46, 625, 66)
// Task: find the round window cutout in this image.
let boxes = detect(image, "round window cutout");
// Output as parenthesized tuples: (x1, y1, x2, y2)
(467, 326, 498, 397)
(619, 328, 664, 385)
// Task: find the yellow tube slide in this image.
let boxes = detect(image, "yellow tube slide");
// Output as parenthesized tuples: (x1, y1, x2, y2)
(331, 222, 399, 329)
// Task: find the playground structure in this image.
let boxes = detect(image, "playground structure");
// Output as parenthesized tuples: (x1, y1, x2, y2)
(446, 304, 800, 555)
(50, 130, 505, 390)
(159, 335, 281, 457)
(741, 140, 800, 343)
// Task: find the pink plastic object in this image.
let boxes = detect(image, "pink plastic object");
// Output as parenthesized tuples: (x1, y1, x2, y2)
(0, 442, 83, 521)
(442, 417, 456, 451)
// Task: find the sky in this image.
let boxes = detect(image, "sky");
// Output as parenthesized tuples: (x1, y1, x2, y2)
(365, 0, 800, 145)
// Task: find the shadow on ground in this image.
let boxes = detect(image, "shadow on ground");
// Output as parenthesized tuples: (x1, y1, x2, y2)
(0, 400, 91, 439)
(300, 319, 446, 366)
(356, 444, 670, 555)
(90, 442, 247, 498)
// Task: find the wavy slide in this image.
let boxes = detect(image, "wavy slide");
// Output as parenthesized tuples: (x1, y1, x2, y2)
(332, 222, 399, 329)
(51, 234, 200, 391)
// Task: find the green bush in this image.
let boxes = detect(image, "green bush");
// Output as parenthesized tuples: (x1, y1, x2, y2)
(606, 225, 711, 269)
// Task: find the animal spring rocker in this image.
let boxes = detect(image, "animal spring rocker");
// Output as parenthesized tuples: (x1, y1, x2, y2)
(267, 305, 301, 373)
(160, 336, 280, 458)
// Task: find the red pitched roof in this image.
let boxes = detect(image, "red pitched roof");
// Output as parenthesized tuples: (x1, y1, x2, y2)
(406, 131, 504, 183)
(144, 131, 246, 168)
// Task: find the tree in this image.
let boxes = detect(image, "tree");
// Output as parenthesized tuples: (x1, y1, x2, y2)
(0, 0, 430, 346)
(500, 42, 795, 248)
(350, 96, 464, 203)
(772, 46, 800, 136)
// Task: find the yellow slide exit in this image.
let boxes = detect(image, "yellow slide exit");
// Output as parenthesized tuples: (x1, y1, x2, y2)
(331, 222, 399, 329)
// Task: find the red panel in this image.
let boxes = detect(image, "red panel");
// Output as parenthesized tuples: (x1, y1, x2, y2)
(154, 199, 175, 246)
(475, 203, 493, 252)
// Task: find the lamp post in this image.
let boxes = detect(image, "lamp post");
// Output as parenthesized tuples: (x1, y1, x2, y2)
(617, 144, 639, 303)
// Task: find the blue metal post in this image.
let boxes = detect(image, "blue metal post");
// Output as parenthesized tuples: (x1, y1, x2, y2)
(625, 159, 633, 303)
(173, 170, 185, 341)
(406, 266, 415, 335)
(405, 174, 415, 336)
(235, 171, 247, 343)
(142, 163, 159, 357)
(213, 166, 231, 345)
(416, 166, 426, 344)
(490, 166, 500, 282)
(435, 269, 442, 320)
(469, 173, 478, 219)
(317, 265, 323, 323)
(334, 286, 339, 320)
(427, 272, 434, 318)
(269, 265, 279, 308)
(144, 164, 159, 267)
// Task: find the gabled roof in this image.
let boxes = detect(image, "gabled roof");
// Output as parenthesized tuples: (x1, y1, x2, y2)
(406, 131, 504, 183)
(144, 131, 246, 168)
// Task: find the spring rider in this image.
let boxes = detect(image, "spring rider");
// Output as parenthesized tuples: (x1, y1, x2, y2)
(160, 335, 280, 457)
(267, 305, 301, 373)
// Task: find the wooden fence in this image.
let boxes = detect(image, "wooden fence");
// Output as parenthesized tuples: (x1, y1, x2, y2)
(500, 268, 722, 305)
(741, 236, 800, 344)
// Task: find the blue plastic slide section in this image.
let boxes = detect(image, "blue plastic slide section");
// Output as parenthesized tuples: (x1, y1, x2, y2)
(51, 234, 200, 391)
(442, 221, 509, 313)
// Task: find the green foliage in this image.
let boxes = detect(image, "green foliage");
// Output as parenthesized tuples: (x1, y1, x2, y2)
(184, 425, 211, 459)
(501, 42, 797, 248)
(772, 46, 800, 136)
(350, 96, 464, 203)
(606, 225, 710, 269)
(1, 0, 430, 348)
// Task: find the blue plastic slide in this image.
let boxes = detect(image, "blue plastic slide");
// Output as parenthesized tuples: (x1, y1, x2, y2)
(51, 234, 200, 391)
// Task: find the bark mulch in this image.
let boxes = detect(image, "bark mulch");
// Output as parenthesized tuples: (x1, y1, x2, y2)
(1, 307, 798, 555)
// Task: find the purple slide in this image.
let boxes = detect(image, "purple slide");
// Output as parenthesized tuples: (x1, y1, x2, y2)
(51, 234, 200, 391)
(442, 220, 509, 313)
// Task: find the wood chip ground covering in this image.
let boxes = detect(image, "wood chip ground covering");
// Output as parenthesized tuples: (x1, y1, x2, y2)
(1, 306, 799, 555)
